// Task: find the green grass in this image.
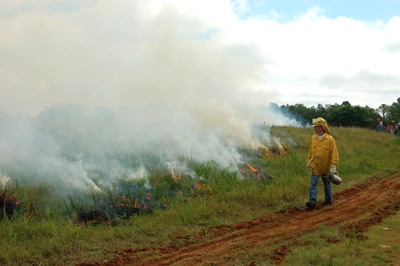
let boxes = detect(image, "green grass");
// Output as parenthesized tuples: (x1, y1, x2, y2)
(0, 126, 399, 265)
(284, 211, 400, 266)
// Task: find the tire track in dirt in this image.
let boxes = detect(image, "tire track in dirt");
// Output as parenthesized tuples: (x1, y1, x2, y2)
(79, 173, 400, 266)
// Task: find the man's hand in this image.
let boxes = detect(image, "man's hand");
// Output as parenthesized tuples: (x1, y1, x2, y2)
(330, 165, 337, 174)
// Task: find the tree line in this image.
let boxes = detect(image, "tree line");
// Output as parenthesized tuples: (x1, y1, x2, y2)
(276, 97, 400, 129)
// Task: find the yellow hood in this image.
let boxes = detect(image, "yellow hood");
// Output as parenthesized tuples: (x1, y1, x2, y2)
(312, 117, 331, 135)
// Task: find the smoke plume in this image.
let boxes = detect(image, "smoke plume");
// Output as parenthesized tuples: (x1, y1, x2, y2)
(0, 1, 298, 196)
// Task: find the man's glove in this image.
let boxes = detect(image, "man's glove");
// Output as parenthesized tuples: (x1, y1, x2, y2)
(330, 165, 337, 175)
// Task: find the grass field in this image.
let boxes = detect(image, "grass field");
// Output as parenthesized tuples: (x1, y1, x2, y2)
(1, 126, 399, 265)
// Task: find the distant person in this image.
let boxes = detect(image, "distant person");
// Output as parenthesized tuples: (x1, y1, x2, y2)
(376, 118, 384, 132)
(377, 118, 383, 132)
(389, 120, 395, 134)
(306, 117, 339, 209)
(396, 122, 400, 137)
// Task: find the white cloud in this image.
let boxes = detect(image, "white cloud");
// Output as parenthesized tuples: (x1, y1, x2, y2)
(217, 5, 400, 107)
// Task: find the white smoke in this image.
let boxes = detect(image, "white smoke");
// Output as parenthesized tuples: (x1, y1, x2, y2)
(0, 1, 300, 195)
(0, 103, 297, 195)
(0, 173, 11, 190)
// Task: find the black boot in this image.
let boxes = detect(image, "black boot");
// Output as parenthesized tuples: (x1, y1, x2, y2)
(306, 201, 316, 209)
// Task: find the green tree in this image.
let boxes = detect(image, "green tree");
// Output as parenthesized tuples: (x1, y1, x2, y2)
(280, 104, 314, 126)
(377, 104, 390, 119)
(279, 101, 380, 129)
(388, 97, 400, 123)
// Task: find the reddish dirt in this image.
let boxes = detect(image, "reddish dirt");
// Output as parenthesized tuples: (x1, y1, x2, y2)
(79, 173, 400, 266)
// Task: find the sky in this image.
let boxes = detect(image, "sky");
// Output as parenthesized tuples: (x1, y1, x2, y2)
(1, 0, 399, 116)
(0, 0, 399, 193)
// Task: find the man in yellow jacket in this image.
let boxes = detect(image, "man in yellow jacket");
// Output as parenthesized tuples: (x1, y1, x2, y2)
(306, 117, 339, 209)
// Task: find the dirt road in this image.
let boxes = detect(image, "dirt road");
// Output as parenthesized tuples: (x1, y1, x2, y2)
(80, 173, 400, 265)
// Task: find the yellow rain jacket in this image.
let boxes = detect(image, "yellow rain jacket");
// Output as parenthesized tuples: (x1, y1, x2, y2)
(308, 134, 339, 176)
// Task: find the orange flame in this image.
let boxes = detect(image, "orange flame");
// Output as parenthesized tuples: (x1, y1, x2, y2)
(245, 162, 262, 179)
(257, 145, 288, 158)
(134, 197, 139, 208)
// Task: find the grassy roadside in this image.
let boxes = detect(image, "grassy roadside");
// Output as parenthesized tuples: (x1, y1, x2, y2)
(1, 126, 399, 265)
(284, 211, 400, 266)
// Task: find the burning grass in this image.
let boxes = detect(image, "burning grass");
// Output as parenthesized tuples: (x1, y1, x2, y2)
(68, 140, 288, 225)
(0, 126, 291, 226)
(1, 157, 268, 226)
(0, 175, 20, 221)
(0, 191, 19, 220)
(0, 186, 44, 222)
(69, 172, 214, 225)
